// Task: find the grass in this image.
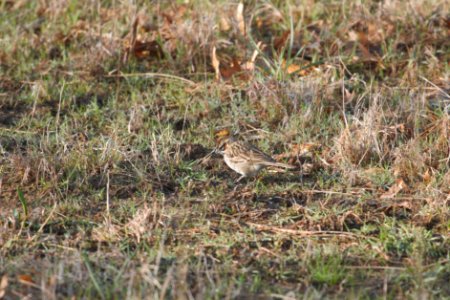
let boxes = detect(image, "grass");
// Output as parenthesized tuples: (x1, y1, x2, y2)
(1, 0, 449, 299)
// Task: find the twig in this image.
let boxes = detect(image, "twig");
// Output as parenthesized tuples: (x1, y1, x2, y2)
(196, 149, 216, 165)
(14, 277, 56, 299)
(105, 72, 196, 86)
(304, 189, 430, 201)
(343, 265, 406, 270)
(303, 189, 360, 196)
(270, 293, 296, 300)
(419, 76, 450, 98)
(106, 169, 111, 222)
(82, 252, 105, 300)
(55, 80, 65, 131)
(33, 202, 58, 238)
(246, 222, 360, 238)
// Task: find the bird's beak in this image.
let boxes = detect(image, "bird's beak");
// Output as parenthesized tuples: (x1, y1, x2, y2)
(214, 148, 224, 155)
(197, 148, 216, 165)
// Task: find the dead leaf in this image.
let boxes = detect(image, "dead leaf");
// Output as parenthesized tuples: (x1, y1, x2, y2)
(219, 16, 231, 32)
(236, 2, 245, 36)
(241, 41, 262, 72)
(367, 22, 383, 44)
(17, 274, 34, 285)
(387, 124, 405, 134)
(344, 88, 355, 103)
(124, 16, 139, 63)
(220, 57, 243, 80)
(294, 143, 320, 157)
(421, 169, 432, 184)
(0, 275, 8, 299)
(339, 211, 363, 229)
(274, 30, 290, 51)
(122, 16, 164, 62)
(281, 60, 321, 76)
(382, 201, 413, 217)
(131, 40, 163, 60)
(301, 163, 315, 174)
(211, 46, 220, 80)
(380, 179, 407, 199)
(276, 143, 320, 160)
(161, 4, 188, 24)
(283, 60, 301, 74)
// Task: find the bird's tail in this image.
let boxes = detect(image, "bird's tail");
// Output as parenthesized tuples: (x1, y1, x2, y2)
(265, 161, 297, 169)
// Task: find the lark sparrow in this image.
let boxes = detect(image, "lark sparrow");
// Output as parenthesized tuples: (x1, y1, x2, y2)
(215, 131, 296, 182)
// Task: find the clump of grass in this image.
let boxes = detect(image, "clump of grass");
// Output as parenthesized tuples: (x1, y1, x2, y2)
(392, 140, 427, 185)
(1, 0, 449, 299)
(308, 251, 347, 286)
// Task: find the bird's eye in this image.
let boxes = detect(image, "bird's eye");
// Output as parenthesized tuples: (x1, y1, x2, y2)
(218, 141, 226, 151)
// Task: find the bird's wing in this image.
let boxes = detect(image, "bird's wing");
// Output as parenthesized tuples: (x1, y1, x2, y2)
(242, 141, 295, 168)
(242, 141, 276, 163)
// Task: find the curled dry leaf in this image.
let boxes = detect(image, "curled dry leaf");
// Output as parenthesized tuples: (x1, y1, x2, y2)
(380, 178, 407, 199)
(220, 58, 245, 81)
(214, 42, 262, 81)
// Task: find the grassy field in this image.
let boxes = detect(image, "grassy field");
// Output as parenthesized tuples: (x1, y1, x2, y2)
(1, 0, 449, 299)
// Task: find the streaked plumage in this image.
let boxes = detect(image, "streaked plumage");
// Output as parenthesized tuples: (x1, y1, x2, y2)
(216, 135, 296, 182)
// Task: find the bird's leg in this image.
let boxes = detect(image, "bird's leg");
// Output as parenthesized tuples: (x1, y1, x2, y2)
(232, 176, 246, 193)
(235, 175, 246, 183)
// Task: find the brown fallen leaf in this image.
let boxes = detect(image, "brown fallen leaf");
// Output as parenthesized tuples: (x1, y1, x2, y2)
(273, 30, 290, 51)
(421, 169, 432, 184)
(281, 59, 321, 76)
(380, 178, 407, 199)
(0, 275, 8, 299)
(122, 16, 164, 62)
(132, 40, 163, 59)
(283, 60, 301, 74)
(124, 16, 139, 63)
(275, 143, 320, 160)
(217, 42, 262, 81)
(382, 201, 413, 217)
(339, 211, 363, 229)
(161, 4, 188, 24)
(17, 274, 34, 285)
(219, 15, 231, 32)
(219, 57, 242, 80)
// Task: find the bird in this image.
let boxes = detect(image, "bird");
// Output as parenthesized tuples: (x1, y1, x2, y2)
(214, 129, 296, 182)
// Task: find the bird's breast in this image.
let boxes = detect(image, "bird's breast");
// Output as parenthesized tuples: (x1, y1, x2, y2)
(224, 155, 264, 177)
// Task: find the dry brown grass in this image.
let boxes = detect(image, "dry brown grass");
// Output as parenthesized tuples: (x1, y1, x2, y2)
(1, 0, 449, 299)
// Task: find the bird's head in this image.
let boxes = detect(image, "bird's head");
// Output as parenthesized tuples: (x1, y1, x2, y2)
(214, 128, 233, 154)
